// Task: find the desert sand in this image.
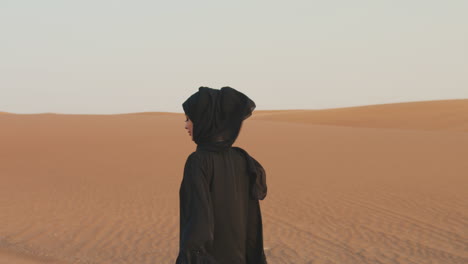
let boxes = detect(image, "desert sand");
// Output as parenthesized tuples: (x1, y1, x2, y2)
(0, 99, 467, 264)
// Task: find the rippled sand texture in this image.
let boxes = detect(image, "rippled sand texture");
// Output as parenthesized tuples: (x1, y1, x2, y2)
(1, 99, 467, 264)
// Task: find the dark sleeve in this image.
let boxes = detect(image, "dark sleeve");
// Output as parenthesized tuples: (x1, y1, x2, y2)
(176, 153, 217, 264)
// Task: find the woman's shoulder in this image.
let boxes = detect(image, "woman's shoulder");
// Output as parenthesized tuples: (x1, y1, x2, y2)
(188, 147, 250, 163)
(190, 149, 213, 158)
(231, 146, 250, 157)
(185, 151, 211, 167)
(186, 151, 203, 163)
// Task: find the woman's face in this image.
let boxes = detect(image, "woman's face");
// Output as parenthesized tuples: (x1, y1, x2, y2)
(184, 115, 193, 140)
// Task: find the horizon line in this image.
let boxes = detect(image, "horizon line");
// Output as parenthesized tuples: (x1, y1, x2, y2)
(1, 98, 467, 115)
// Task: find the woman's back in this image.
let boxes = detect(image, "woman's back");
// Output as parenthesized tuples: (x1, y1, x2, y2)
(204, 148, 250, 262)
(177, 147, 266, 264)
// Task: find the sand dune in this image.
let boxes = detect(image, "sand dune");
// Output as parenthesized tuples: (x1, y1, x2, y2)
(252, 99, 468, 132)
(0, 99, 467, 263)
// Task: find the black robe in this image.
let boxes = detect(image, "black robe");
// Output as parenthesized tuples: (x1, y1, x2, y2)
(175, 146, 267, 264)
(177, 86, 267, 264)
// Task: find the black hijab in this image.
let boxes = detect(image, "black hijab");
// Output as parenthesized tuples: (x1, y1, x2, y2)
(182, 86, 267, 200)
(182, 86, 256, 151)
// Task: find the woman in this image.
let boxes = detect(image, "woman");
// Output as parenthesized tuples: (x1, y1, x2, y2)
(176, 87, 268, 264)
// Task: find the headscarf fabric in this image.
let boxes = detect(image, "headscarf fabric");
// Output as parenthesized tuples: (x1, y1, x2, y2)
(182, 86, 256, 150)
(182, 86, 267, 200)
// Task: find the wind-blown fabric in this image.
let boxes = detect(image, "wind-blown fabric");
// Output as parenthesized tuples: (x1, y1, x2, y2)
(176, 87, 268, 264)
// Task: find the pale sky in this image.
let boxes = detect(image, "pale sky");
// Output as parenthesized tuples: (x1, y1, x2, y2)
(1, 0, 467, 114)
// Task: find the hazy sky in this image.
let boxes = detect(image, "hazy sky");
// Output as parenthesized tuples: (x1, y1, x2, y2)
(1, 0, 467, 114)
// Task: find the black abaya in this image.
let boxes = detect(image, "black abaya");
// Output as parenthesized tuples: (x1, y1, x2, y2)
(176, 87, 267, 264)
